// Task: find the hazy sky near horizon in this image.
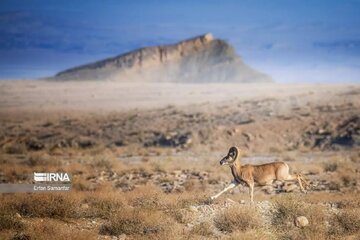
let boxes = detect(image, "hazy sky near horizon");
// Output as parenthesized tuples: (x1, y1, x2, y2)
(0, 0, 359, 83)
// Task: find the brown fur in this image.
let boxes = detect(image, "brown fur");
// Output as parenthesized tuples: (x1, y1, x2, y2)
(211, 146, 308, 202)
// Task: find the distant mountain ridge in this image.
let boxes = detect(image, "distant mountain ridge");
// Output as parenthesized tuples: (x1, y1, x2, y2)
(50, 33, 272, 82)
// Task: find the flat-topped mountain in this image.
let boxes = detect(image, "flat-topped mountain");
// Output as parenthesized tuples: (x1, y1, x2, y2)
(51, 33, 272, 82)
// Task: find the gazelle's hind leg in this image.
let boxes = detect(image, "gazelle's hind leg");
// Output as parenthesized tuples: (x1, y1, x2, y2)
(297, 174, 311, 191)
(285, 174, 307, 193)
(278, 163, 308, 193)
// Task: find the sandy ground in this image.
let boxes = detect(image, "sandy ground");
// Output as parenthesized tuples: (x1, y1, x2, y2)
(0, 80, 355, 114)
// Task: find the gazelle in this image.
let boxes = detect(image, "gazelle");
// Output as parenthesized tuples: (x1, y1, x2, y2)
(211, 146, 308, 203)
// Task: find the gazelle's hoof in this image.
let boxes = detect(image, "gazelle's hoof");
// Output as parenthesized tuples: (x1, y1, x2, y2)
(210, 196, 216, 200)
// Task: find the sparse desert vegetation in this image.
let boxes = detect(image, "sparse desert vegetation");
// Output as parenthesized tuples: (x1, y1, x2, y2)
(0, 83, 360, 239)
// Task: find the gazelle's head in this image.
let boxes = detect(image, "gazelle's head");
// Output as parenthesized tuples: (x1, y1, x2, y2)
(220, 146, 240, 166)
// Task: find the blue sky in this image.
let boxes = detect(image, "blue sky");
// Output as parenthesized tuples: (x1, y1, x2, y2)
(0, 0, 359, 82)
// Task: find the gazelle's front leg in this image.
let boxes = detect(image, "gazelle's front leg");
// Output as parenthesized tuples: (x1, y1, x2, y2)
(211, 181, 238, 200)
(248, 182, 254, 203)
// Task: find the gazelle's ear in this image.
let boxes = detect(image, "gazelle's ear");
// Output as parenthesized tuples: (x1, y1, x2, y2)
(229, 146, 237, 153)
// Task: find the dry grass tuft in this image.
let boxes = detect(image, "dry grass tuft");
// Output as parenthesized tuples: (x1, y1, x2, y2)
(190, 222, 214, 237)
(214, 206, 263, 233)
(25, 219, 96, 240)
(81, 191, 125, 218)
(167, 207, 194, 224)
(0, 211, 24, 231)
(329, 208, 360, 236)
(323, 162, 338, 172)
(11, 232, 31, 240)
(71, 176, 95, 191)
(125, 185, 166, 210)
(1, 193, 77, 219)
(272, 195, 327, 240)
(2, 142, 27, 154)
(26, 152, 56, 166)
(99, 208, 177, 238)
(90, 156, 113, 170)
(228, 229, 274, 240)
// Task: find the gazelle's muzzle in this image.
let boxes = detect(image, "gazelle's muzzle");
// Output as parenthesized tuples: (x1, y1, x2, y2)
(220, 156, 232, 165)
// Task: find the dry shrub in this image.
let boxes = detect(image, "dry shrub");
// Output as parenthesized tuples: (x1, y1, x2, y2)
(162, 192, 212, 225)
(164, 192, 205, 224)
(329, 208, 360, 236)
(81, 191, 125, 218)
(168, 208, 194, 224)
(3, 142, 27, 154)
(328, 181, 341, 191)
(131, 195, 163, 210)
(183, 180, 196, 191)
(349, 152, 360, 163)
(151, 161, 167, 173)
(26, 152, 55, 166)
(172, 192, 211, 208)
(323, 162, 338, 172)
(269, 146, 282, 153)
(99, 208, 177, 238)
(124, 184, 208, 211)
(71, 176, 96, 191)
(190, 222, 214, 237)
(11, 232, 31, 240)
(162, 192, 210, 224)
(228, 229, 274, 240)
(272, 195, 327, 240)
(336, 196, 360, 209)
(126, 185, 166, 210)
(24, 219, 96, 240)
(0, 163, 31, 183)
(0, 211, 24, 231)
(214, 206, 263, 233)
(282, 153, 296, 162)
(0, 154, 8, 164)
(3, 193, 77, 219)
(90, 157, 113, 170)
(341, 175, 356, 187)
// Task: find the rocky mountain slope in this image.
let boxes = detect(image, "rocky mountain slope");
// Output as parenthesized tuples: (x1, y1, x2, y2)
(50, 33, 272, 82)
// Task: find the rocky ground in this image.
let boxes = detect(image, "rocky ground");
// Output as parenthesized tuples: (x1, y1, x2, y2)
(0, 83, 360, 239)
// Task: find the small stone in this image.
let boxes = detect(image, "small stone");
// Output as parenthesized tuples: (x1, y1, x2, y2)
(80, 203, 89, 209)
(243, 132, 254, 141)
(317, 129, 327, 135)
(283, 184, 298, 193)
(118, 234, 127, 240)
(15, 213, 22, 218)
(262, 185, 274, 194)
(226, 198, 237, 204)
(295, 216, 309, 228)
(188, 206, 198, 213)
(240, 200, 246, 204)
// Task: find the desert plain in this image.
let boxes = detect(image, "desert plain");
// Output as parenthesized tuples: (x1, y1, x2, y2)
(0, 80, 360, 239)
